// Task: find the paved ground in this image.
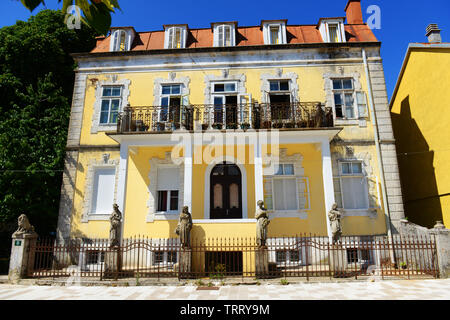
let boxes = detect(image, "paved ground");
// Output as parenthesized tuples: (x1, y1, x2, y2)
(0, 279, 448, 300)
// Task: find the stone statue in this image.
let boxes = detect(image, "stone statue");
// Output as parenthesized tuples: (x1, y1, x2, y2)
(109, 204, 122, 247)
(255, 200, 270, 248)
(12, 214, 36, 238)
(328, 203, 342, 244)
(175, 206, 193, 248)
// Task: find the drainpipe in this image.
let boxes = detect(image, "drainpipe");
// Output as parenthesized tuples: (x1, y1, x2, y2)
(362, 48, 395, 261)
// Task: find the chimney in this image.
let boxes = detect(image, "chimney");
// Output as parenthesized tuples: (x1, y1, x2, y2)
(345, 0, 363, 24)
(426, 24, 442, 43)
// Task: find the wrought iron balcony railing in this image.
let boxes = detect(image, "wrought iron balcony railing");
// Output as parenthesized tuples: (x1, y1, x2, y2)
(116, 102, 333, 133)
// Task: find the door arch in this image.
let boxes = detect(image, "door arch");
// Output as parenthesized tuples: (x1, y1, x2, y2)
(210, 163, 243, 219)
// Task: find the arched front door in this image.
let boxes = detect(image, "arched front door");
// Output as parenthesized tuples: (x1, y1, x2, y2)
(210, 163, 242, 219)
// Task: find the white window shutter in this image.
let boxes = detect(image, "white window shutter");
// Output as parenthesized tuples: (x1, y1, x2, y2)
(111, 31, 119, 51)
(92, 168, 115, 214)
(157, 167, 179, 190)
(356, 91, 368, 118)
(168, 28, 174, 48)
(218, 26, 224, 46)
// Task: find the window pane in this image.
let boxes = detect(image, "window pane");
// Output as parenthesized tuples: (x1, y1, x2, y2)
(214, 83, 225, 92)
(344, 93, 354, 107)
(101, 100, 110, 112)
(110, 99, 120, 111)
(274, 164, 283, 175)
(334, 93, 342, 105)
(157, 191, 168, 211)
(109, 111, 118, 124)
(229, 183, 239, 209)
(168, 251, 177, 264)
(103, 87, 112, 97)
(290, 250, 300, 262)
(100, 111, 109, 124)
(276, 251, 286, 263)
(225, 26, 231, 46)
(162, 86, 171, 95)
(273, 179, 284, 210)
(154, 251, 164, 264)
(352, 163, 362, 174)
(111, 87, 121, 96)
(346, 106, 354, 119)
(224, 83, 236, 92)
(283, 164, 294, 175)
(341, 163, 351, 174)
(270, 26, 279, 44)
(171, 85, 181, 94)
(285, 179, 297, 210)
(279, 81, 289, 91)
(343, 79, 353, 89)
(269, 81, 279, 91)
(329, 25, 338, 42)
(170, 190, 179, 211)
(332, 80, 342, 90)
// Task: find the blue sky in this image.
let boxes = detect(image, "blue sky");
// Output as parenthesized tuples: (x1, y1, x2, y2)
(1, 0, 449, 99)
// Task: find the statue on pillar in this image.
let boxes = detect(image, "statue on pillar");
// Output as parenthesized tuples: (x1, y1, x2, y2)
(175, 206, 193, 248)
(255, 200, 270, 248)
(12, 214, 37, 238)
(109, 204, 122, 247)
(328, 203, 342, 244)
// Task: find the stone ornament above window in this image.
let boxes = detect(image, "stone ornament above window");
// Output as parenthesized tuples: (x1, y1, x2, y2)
(81, 155, 120, 223)
(91, 77, 131, 134)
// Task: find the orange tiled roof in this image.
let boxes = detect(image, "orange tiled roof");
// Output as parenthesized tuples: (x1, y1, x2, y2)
(91, 23, 378, 53)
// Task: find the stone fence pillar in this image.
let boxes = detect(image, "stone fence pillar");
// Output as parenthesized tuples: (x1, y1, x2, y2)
(8, 214, 38, 282)
(429, 227, 450, 279)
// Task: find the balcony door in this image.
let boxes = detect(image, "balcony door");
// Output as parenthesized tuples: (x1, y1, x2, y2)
(210, 163, 242, 219)
(213, 95, 237, 126)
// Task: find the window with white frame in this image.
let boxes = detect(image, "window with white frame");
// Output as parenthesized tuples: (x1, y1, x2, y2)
(153, 250, 177, 265)
(269, 80, 291, 120)
(262, 21, 286, 45)
(276, 250, 301, 264)
(91, 168, 115, 215)
(273, 164, 298, 211)
(165, 26, 187, 49)
(339, 161, 369, 210)
(332, 78, 368, 120)
(211, 81, 238, 124)
(100, 86, 122, 124)
(156, 167, 180, 213)
(160, 84, 182, 123)
(318, 19, 346, 43)
(214, 24, 235, 47)
(111, 30, 128, 52)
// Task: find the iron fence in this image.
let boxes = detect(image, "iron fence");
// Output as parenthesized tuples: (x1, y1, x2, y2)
(116, 102, 333, 133)
(27, 234, 439, 280)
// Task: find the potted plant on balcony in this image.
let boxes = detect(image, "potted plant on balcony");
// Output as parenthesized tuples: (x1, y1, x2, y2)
(226, 123, 238, 130)
(202, 124, 209, 131)
(156, 122, 166, 132)
(272, 122, 283, 129)
(212, 123, 223, 130)
(261, 121, 271, 129)
(240, 123, 251, 131)
(297, 120, 307, 128)
(284, 122, 295, 129)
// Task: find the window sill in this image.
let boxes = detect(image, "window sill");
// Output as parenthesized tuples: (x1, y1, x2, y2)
(193, 219, 257, 224)
(268, 211, 308, 220)
(341, 208, 378, 218)
(335, 119, 359, 126)
(82, 214, 111, 222)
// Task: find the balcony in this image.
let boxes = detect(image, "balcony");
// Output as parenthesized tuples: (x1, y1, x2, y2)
(116, 102, 334, 133)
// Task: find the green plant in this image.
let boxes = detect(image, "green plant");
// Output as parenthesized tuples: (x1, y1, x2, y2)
(209, 263, 226, 279)
(240, 123, 251, 130)
(135, 272, 141, 286)
(226, 123, 238, 129)
(207, 282, 214, 287)
(212, 123, 223, 130)
(195, 279, 205, 286)
(255, 281, 261, 286)
(399, 261, 407, 269)
(280, 279, 289, 285)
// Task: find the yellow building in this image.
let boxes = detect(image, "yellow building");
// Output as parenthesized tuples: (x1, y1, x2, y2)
(56, 1, 405, 269)
(390, 24, 450, 229)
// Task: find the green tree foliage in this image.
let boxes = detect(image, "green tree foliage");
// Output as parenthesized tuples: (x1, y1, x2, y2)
(19, 0, 121, 35)
(0, 10, 97, 241)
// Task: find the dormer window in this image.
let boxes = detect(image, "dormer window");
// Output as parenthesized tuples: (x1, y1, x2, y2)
(318, 18, 346, 43)
(262, 20, 287, 45)
(164, 25, 188, 49)
(212, 23, 236, 47)
(110, 28, 135, 52)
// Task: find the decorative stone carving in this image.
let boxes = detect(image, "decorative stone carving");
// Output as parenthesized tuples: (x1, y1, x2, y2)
(434, 221, 446, 230)
(328, 203, 342, 244)
(175, 206, 193, 248)
(109, 204, 122, 247)
(255, 200, 270, 248)
(102, 153, 110, 164)
(221, 69, 229, 78)
(12, 214, 37, 238)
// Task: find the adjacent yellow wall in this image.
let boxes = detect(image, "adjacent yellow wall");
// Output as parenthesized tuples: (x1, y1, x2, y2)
(391, 48, 450, 228)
